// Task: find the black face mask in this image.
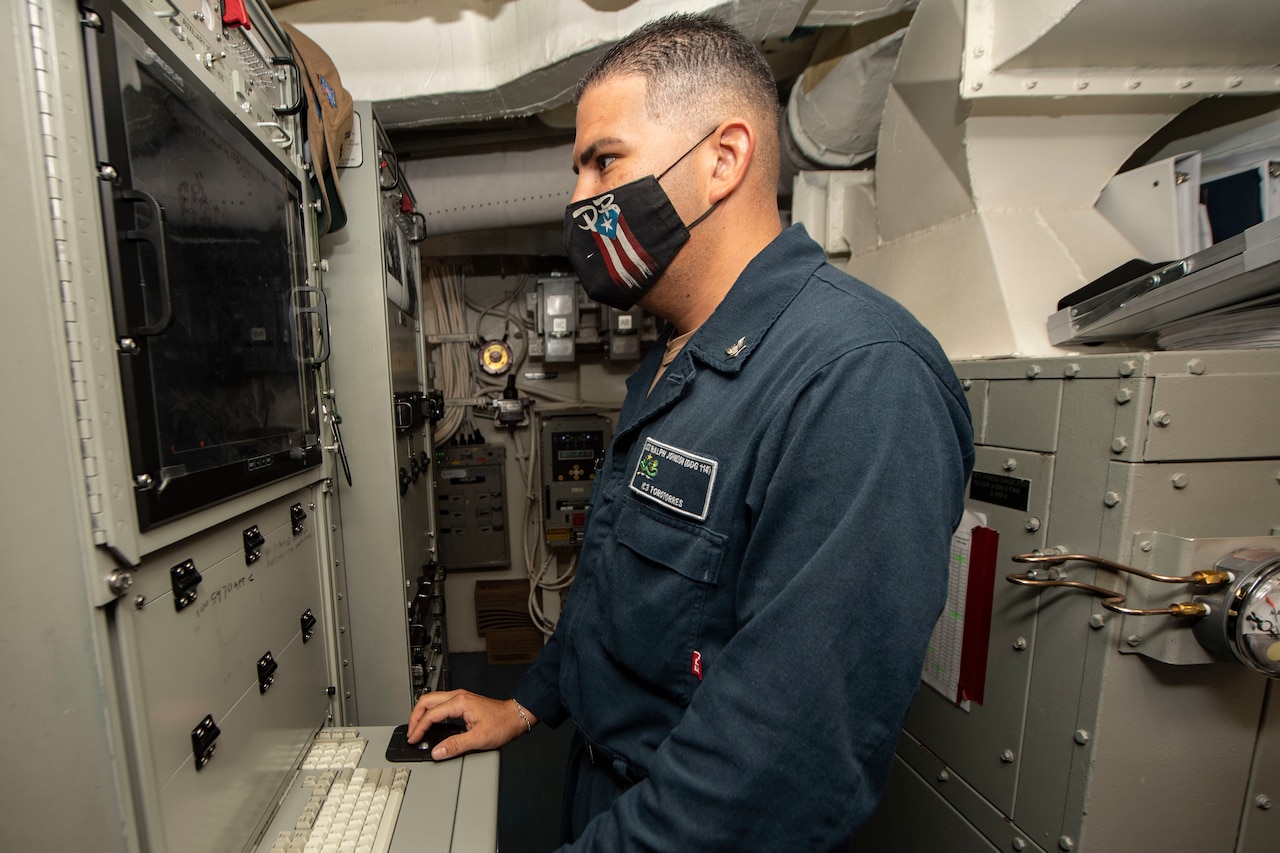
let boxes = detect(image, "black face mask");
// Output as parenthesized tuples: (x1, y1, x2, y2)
(564, 129, 718, 310)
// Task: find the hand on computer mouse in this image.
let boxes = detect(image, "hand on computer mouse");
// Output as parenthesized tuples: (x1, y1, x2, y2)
(407, 688, 536, 760)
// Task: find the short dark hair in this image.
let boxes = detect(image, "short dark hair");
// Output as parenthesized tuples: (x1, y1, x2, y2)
(576, 12, 780, 142)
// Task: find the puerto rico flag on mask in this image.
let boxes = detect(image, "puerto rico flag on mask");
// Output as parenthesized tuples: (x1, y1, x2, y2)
(572, 192, 655, 289)
(565, 175, 691, 308)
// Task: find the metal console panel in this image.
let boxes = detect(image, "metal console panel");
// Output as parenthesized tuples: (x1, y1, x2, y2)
(854, 349, 1280, 853)
(319, 104, 435, 726)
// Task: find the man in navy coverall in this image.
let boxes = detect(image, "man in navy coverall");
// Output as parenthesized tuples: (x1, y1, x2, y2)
(408, 13, 974, 851)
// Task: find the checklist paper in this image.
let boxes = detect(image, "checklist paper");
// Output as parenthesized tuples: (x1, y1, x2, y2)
(922, 509, 999, 708)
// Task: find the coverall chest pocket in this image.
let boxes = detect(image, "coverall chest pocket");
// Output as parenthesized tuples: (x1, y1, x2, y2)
(601, 498, 728, 703)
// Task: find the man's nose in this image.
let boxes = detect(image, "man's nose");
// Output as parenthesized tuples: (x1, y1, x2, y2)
(570, 171, 595, 206)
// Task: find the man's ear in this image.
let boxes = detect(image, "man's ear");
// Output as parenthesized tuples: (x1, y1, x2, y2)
(707, 118, 755, 203)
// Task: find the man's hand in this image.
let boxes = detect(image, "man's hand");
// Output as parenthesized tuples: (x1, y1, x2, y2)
(407, 689, 536, 760)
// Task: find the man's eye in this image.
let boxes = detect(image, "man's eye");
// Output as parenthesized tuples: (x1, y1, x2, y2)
(597, 154, 618, 171)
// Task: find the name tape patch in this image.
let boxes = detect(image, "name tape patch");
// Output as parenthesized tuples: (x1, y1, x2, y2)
(629, 436, 718, 521)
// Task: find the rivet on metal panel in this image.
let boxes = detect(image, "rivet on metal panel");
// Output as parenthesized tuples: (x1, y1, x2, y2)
(1013, 637, 1028, 651)
(1000, 749, 1015, 763)
(1074, 730, 1090, 745)
(972, 81, 983, 92)
(1089, 614, 1105, 629)
(1103, 491, 1120, 508)
(1026, 364, 1041, 379)
(1126, 77, 1141, 90)
(339, 626, 345, 634)
(973, 46, 985, 58)
(1140, 541, 1153, 552)
(134, 595, 146, 609)
(1127, 635, 1143, 647)
(937, 769, 950, 782)
(1152, 411, 1172, 427)
(1003, 458, 1018, 472)
(1228, 75, 1243, 88)
(1257, 795, 1273, 810)
(1111, 436, 1129, 453)
(1024, 79, 1037, 91)
(1171, 473, 1189, 490)
(1063, 363, 1079, 378)
(1059, 837, 1075, 851)
(1075, 79, 1089, 91)
(1115, 388, 1133, 404)
(960, 378, 972, 391)
(1012, 840, 1027, 852)
(1024, 517, 1041, 532)
(1187, 358, 1205, 375)
(1177, 77, 1193, 89)
(1118, 360, 1137, 377)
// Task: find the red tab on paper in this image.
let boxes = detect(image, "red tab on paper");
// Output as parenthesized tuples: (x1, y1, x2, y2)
(691, 650, 703, 680)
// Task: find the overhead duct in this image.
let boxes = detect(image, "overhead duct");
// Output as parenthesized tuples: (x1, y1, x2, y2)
(276, 0, 812, 129)
(784, 7, 914, 169)
(402, 143, 574, 237)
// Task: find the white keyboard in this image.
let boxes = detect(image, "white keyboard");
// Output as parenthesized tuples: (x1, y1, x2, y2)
(266, 730, 410, 853)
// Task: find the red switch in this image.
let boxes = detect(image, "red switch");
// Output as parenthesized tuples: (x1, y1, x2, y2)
(223, 0, 251, 29)
(400, 192, 414, 214)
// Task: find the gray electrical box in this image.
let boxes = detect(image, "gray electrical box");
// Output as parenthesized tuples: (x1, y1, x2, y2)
(537, 276, 579, 362)
(541, 414, 613, 547)
(434, 444, 510, 569)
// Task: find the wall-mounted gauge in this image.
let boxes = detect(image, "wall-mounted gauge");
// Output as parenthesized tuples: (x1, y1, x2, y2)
(1194, 549, 1280, 677)
(479, 340, 513, 375)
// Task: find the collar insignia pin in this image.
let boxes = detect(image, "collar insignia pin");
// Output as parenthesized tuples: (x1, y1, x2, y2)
(725, 337, 747, 358)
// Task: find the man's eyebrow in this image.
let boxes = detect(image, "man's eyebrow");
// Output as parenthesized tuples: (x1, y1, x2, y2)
(573, 137, 625, 173)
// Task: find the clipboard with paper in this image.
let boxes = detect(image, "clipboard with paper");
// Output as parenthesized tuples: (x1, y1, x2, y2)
(922, 510, 999, 709)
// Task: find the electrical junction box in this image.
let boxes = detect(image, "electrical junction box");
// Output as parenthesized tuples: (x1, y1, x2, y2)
(434, 444, 509, 569)
(541, 414, 613, 547)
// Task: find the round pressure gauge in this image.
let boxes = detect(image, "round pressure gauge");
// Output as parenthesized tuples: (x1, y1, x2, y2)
(478, 340, 513, 376)
(1193, 549, 1280, 677)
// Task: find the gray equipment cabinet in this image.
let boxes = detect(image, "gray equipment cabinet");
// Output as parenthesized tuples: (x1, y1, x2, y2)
(319, 103, 445, 726)
(853, 350, 1280, 853)
(1, 2, 488, 852)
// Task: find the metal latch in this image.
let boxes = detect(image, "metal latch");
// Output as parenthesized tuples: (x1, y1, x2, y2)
(291, 503, 307, 536)
(257, 651, 278, 694)
(243, 525, 265, 565)
(300, 609, 317, 643)
(170, 560, 202, 612)
(191, 715, 220, 771)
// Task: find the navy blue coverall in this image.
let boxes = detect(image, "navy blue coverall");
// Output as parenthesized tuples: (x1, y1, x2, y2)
(513, 224, 975, 851)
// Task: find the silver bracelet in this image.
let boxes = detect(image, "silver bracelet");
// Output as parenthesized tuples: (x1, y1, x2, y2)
(512, 698, 533, 733)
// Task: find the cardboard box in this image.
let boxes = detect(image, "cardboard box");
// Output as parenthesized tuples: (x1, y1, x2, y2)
(474, 579, 544, 665)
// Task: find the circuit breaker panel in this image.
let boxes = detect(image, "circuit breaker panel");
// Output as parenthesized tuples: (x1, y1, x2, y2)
(434, 444, 510, 569)
(852, 350, 1280, 853)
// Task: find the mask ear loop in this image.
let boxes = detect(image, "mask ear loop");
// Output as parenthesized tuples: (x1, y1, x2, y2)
(657, 124, 724, 229)
(656, 125, 722, 181)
